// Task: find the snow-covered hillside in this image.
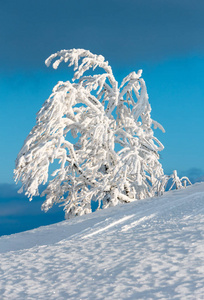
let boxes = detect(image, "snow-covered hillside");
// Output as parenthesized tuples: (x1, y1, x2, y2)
(0, 183, 204, 300)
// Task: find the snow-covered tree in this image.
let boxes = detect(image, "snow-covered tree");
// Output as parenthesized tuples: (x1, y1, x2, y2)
(169, 170, 191, 190)
(14, 49, 190, 218)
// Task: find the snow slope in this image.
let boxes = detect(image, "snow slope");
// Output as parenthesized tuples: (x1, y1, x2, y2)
(0, 183, 204, 300)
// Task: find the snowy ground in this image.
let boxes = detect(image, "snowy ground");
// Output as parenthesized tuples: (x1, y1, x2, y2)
(0, 183, 204, 300)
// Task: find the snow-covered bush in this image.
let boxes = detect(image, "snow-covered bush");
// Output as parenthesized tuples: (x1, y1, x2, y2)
(14, 49, 190, 218)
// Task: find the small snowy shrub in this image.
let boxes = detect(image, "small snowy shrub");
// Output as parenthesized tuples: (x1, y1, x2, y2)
(14, 49, 190, 218)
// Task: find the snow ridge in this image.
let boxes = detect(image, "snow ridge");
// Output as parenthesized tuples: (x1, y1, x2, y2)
(0, 183, 204, 299)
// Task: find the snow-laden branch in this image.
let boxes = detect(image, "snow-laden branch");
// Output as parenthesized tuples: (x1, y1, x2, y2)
(14, 48, 191, 219)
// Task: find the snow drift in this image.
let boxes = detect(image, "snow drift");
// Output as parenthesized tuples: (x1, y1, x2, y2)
(0, 183, 204, 299)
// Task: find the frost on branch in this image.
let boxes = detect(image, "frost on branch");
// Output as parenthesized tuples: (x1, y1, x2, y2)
(14, 49, 191, 219)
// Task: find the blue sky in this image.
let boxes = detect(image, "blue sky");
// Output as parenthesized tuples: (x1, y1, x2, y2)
(0, 0, 204, 235)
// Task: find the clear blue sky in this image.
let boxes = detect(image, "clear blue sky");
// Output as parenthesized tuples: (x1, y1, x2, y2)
(1, 0, 204, 184)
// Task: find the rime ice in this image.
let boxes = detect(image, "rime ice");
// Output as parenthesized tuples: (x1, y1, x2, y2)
(14, 49, 190, 218)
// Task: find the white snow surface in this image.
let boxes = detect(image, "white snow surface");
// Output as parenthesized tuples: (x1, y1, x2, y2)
(0, 183, 204, 300)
